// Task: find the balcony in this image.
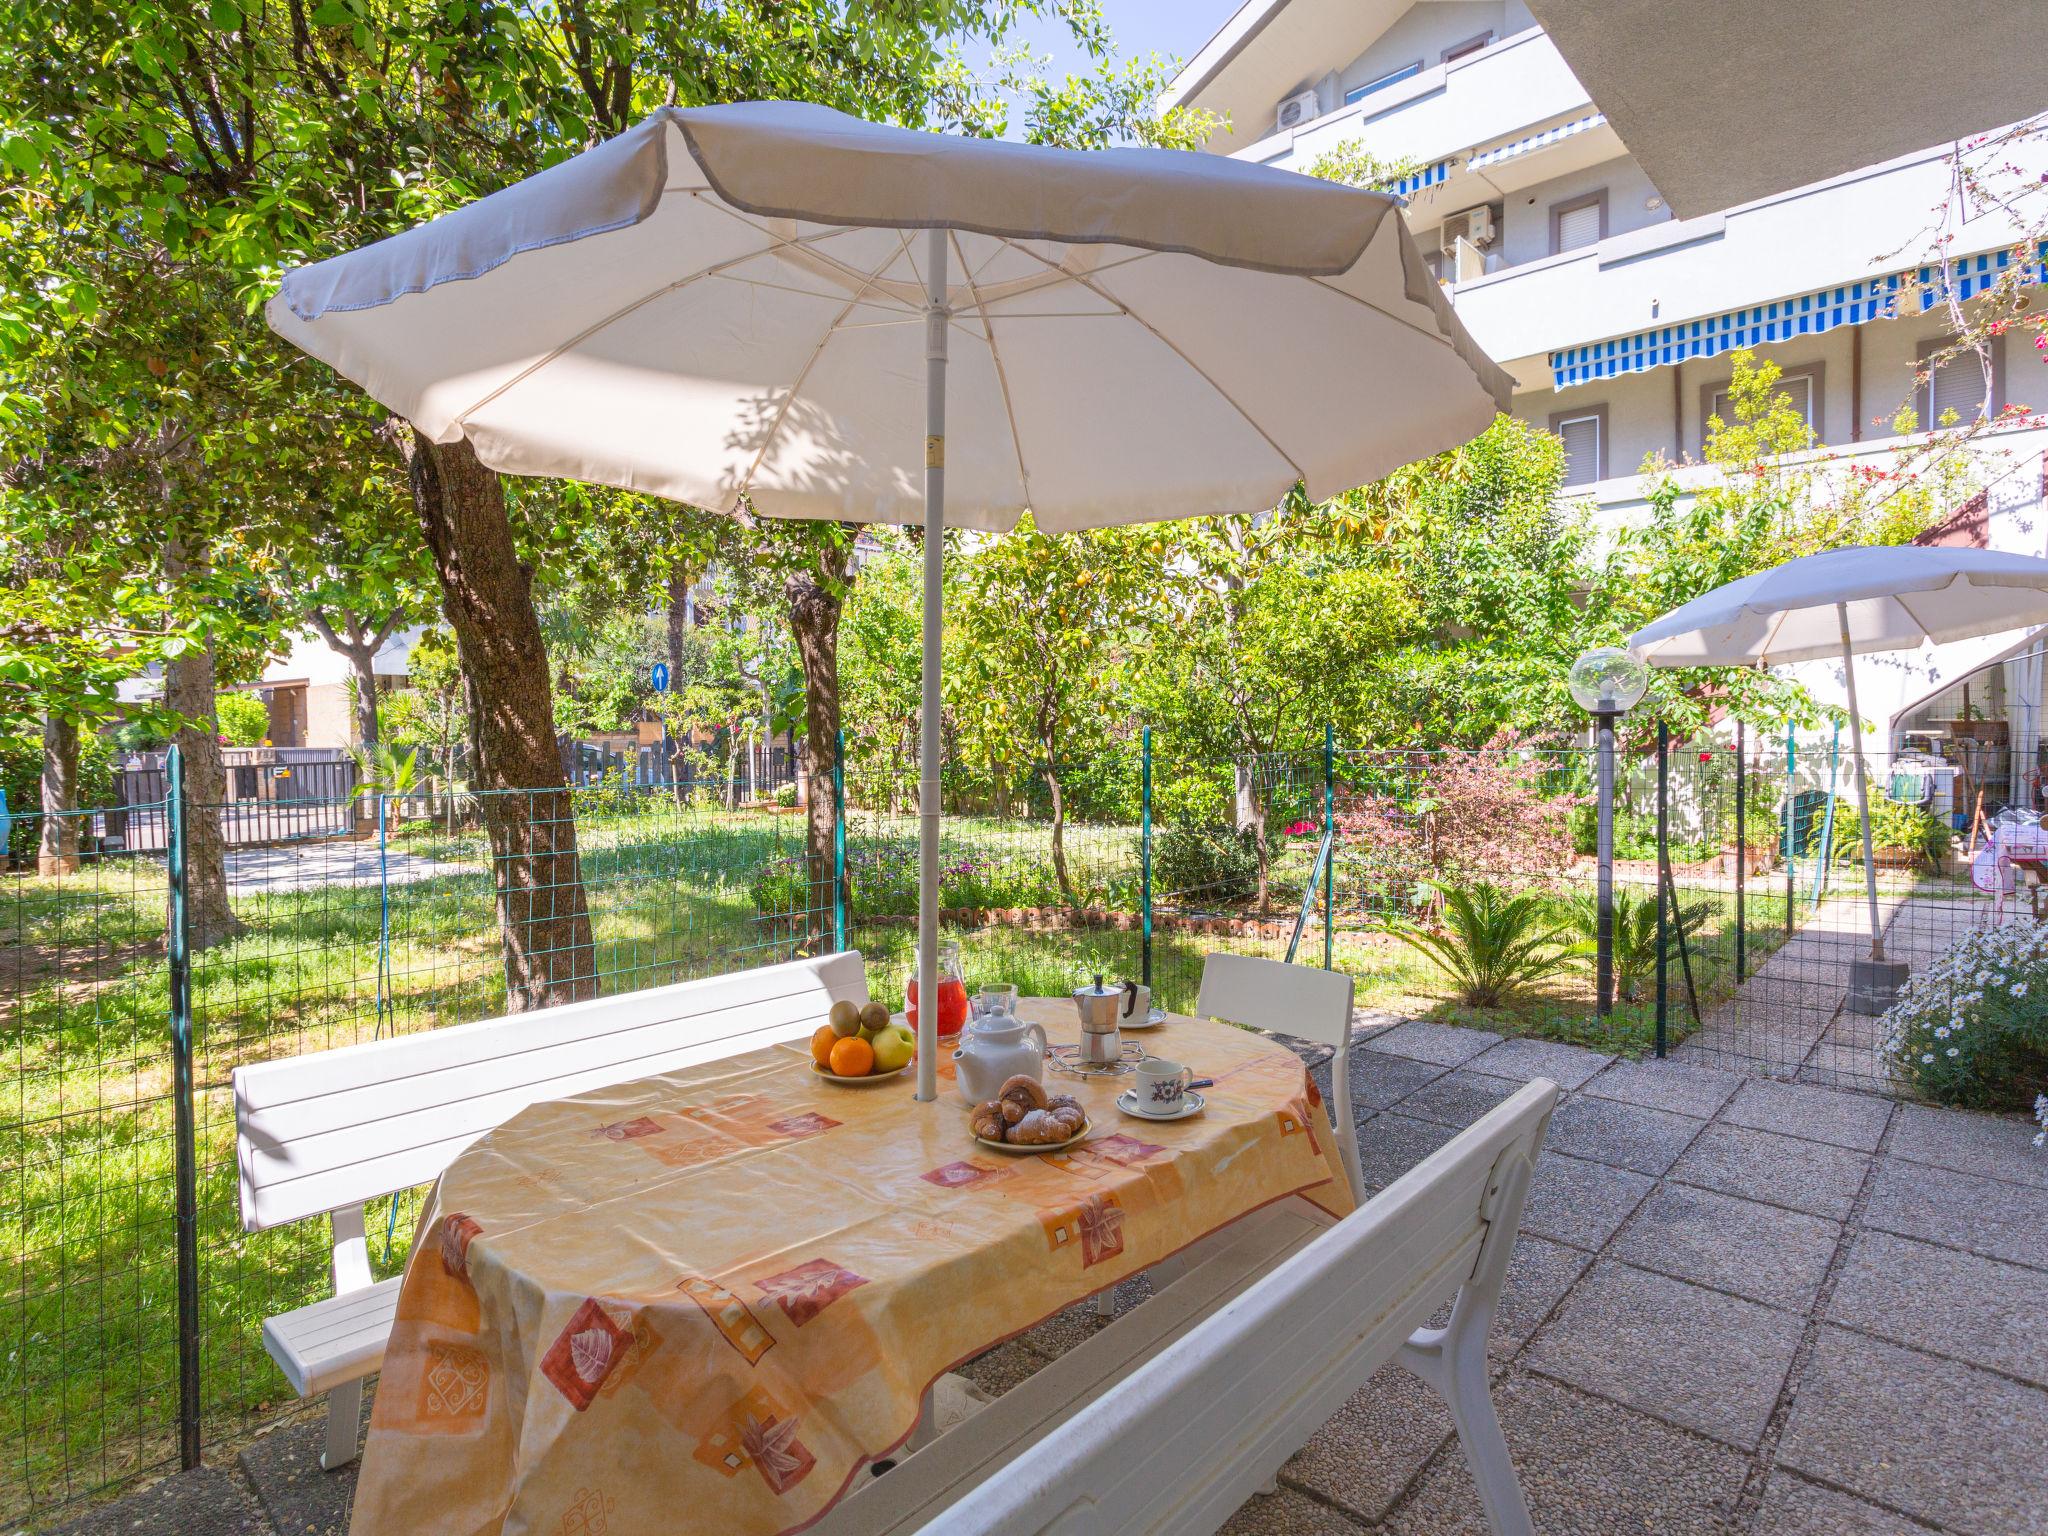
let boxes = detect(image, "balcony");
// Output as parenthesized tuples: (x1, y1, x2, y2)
(1448, 140, 2045, 384)
(1237, 27, 1593, 179)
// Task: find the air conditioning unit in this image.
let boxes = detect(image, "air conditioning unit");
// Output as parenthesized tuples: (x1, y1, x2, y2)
(1438, 205, 1497, 253)
(1274, 88, 1322, 134)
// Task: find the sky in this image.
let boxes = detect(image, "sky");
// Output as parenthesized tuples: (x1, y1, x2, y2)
(963, 0, 1244, 127)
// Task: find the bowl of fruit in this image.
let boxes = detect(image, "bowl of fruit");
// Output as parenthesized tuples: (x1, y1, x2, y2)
(811, 999, 917, 1083)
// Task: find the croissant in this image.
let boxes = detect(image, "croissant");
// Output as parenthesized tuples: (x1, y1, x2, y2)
(1010, 1108, 1063, 1144)
(1000, 1099, 1026, 1126)
(1046, 1103, 1087, 1135)
(971, 1101, 1008, 1141)
(1045, 1093, 1083, 1116)
(998, 1074, 1048, 1112)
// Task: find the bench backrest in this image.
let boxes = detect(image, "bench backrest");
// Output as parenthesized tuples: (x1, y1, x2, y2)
(233, 950, 868, 1232)
(938, 1076, 1557, 1536)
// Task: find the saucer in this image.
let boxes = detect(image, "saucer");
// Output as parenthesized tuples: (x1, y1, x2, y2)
(1119, 1007, 1168, 1031)
(1116, 1089, 1205, 1122)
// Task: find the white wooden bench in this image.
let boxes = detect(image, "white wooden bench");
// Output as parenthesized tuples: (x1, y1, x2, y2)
(824, 1077, 1558, 1536)
(231, 950, 870, 1471)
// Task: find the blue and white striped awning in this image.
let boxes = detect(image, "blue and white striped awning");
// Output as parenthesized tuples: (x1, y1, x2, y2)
(1550, 240, 2048, 389)
(1385, 159, 1449, 200)
(1467, 113, 1607, 171)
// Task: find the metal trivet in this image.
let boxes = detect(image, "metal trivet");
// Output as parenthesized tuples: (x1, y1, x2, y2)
(1046, 1041, 1144, 1078)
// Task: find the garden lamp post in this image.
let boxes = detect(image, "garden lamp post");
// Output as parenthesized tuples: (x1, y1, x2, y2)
(1570, 648, 1651, 1016)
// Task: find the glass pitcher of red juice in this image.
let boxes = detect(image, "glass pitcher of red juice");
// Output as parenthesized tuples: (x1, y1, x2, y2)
(906, 939, 969, 1040)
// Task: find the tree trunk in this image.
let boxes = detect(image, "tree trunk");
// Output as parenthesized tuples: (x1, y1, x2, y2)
(405, 429, 595, 1010)
(1249, 790, 1272, 917)
(346, 646, 381, 749)
(164, 634, 246, 949)
(38, 714, 80, 876)
(664, 566, 691, 806)
(785, 541, 854, 953)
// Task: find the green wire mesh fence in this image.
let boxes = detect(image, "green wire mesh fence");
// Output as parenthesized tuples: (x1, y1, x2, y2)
(2, 726, 2001, 1524)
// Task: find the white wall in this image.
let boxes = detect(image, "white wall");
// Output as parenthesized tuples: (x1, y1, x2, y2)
(1496, 154, 1667, 268)
(1333, 2, 1506, 102)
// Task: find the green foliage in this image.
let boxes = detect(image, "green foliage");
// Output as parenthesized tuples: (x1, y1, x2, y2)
(1153, 825, 1265, 904)
(1380, 882, 1584, 1007)
(1566, 887, 1712, 1003)
(1300, 138, 1422, 191)
(351, 743, 422, 803)
(1814, 790, 1953, 865)
(1883, 922, 2048, 1111)
(213, 692, 271, 747)
(0, 729, 113, 857)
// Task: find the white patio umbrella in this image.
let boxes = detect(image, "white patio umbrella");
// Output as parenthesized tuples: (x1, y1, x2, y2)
(1628, 545, 2048, 976)
(267, 101, 1511, 1099)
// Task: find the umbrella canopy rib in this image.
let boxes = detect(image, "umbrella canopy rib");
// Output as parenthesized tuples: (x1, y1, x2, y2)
(996, 235, 1306, 487)
(735, 229, 918, 505)
(948, 229, 1034, 510)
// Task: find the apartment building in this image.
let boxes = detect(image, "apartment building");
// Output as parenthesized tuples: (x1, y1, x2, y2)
(1165, 0, 2048, 780)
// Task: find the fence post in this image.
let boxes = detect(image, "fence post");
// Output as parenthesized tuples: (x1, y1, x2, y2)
(1734, 723, 1747, 983)
(1322, 724, 1335, 973)
(1140, 726, 1153, 988)
(832, 729, 847, 953)
(1655, 721, 1670, 1059)
(164, 746, 203, 1470)
(1783, 722, 1796, 937)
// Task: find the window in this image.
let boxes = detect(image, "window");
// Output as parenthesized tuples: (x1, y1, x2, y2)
(1549, 190, 1606, 254)
(1344, 61, 1423, 105)
(1441, 31, 1494, 63)
(1703, 364, 1823, 446)
(1550, 406, 1607, 487)
(1919, 336, 2004, 427)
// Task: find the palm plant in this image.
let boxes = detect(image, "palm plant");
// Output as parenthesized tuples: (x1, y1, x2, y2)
(1567, 887, 1714, 1002)
(1379, 882, 1585, 1008)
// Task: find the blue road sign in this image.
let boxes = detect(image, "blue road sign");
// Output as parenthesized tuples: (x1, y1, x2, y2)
(651, 661, 670, 693)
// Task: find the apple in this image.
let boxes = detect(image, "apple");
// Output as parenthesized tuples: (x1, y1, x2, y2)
(870, 1027, 914, 1074)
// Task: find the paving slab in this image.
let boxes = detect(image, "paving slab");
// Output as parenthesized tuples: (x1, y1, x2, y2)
(1524, 1260, 1805, 1449)
(956, 1339, 1049, 1399)
(1886, 1102, 2048, 1189)
(1753, 1472, 1933, 1535)
(1778, 1326, 2048, 1535)
(1346, 1051, 1448, 1111)
(1582, 1058, 1743, 1119)
(1490, 1235, 1593, 1353)
(45, 1467, 273, 1536)
(1668, 1122, 1872, 1221)
(1463, 1036, 1612, 1090)
(1862, 1157, 2048, 1271)
(1360, 1020, 1502, 1068)
(1280, 1362, 1454, 1523)
(1520, 1151, 1656, 1251)
(1827, 1229, 2048, 1386)
(1721, 1077, 1892, 1151)
(237, 1389, 374, 1536)
(1543, 1094, 1703, 1176)
(1394, 1070, 1525, 1130)
(1221, 1485, 1368, 1535)
(1354, 1113, 1463, 1194)
(1013, 1272, 1155, 1360)
(1382, 1375, 1748, 1536)
(1611, 1183, 1840, 1311)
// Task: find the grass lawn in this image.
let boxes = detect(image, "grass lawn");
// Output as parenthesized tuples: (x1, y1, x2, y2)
(0, 796, 1807, 1522)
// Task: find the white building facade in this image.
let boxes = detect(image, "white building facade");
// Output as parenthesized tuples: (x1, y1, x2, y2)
(1166, 0, 2048, 785)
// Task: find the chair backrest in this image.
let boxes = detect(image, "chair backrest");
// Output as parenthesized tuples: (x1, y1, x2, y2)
(233, 950, 868, 1232)
(1197, 953, 1353, 1050)
(945, 1077, 1558, 1536)
(1198, 953, 1363, 1202)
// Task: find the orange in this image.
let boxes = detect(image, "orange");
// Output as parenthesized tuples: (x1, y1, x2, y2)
(828, 1035, 875, 1077)
(811, 1024, 839, 1067)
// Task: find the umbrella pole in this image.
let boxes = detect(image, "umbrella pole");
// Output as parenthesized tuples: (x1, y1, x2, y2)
(1837, 602, 1885, 962)
(916, 227, 949, 1103)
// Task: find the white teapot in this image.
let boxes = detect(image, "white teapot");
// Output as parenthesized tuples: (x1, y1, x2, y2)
(952, 1013, 1048, 1104)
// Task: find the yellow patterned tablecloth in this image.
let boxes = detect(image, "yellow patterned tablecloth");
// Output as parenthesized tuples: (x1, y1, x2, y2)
(347, 998, 1354, 1536)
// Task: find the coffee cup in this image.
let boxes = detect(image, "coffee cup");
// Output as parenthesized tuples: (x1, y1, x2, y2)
(1134, 1055, 1193, 1116)
(1121, 982, 1152, 1023)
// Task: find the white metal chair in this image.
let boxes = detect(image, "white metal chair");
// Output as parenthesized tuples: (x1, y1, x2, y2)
(1197, 953, 1366, 1205)
(1097, 954, 1364, 1321)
